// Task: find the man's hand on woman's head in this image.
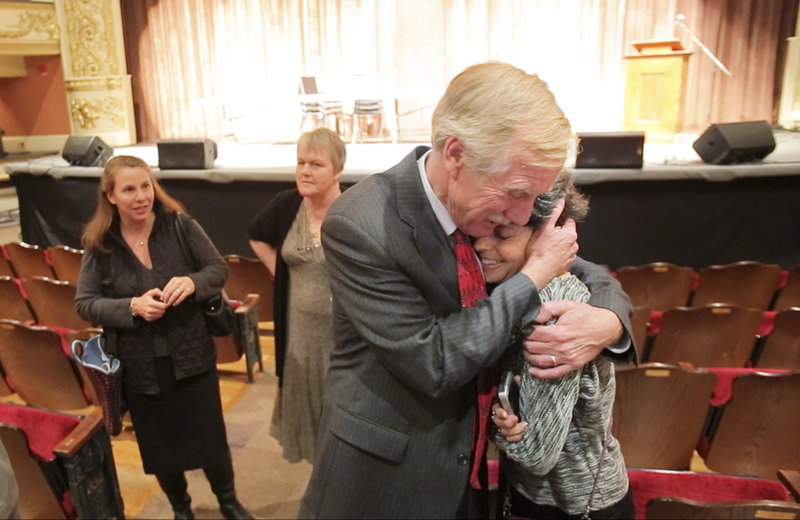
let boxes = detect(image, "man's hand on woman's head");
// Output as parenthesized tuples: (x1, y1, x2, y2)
(522, 301, 623, 379)
(520, 199, 578, 290)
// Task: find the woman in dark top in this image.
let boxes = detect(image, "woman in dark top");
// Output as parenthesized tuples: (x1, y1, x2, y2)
(75, 155, 252, 520)
(248, 127, 345, 464)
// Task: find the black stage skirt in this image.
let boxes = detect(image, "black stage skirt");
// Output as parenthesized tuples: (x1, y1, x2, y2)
(126, 356, 229, 474)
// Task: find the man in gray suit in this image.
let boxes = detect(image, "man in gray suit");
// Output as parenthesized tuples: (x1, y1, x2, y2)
(299, 62, 633, 519)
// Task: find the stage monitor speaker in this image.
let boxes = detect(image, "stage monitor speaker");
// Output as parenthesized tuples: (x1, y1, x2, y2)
(62, 136, 113, 167)
(157, 138, 217, 169)
(575, 132, 645, 169)
(692, 121, 775, 165)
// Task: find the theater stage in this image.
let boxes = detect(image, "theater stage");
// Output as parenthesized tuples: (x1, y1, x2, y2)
(5, 130, 800, 270)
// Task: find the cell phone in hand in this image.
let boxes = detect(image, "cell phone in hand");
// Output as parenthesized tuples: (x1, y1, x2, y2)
(497, 370, 523, 421)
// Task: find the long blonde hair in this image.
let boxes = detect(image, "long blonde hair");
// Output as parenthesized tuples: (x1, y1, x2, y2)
(81, 155, 185, 253)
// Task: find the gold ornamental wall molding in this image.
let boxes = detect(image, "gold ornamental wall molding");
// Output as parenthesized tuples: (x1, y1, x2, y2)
(61, 0, 119, 77)
(0, 2, 60, 55)
(0, 9, 59, 39)
(66, 76, 123, 91)
(55, 0, 136, 146)
(70, 95, 124, 129)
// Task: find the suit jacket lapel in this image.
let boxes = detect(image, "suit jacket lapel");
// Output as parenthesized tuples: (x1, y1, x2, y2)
(394, 147, 459, 302)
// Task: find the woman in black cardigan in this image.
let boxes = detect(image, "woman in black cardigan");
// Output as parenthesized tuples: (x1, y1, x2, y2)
(75, 155, 252, 520)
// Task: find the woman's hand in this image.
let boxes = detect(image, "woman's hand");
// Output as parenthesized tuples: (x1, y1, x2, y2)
(131, 288, 168, 321)
(492, 403, 528, 443)
(162, 276, 196, 307)
(519, 199, 578, 290)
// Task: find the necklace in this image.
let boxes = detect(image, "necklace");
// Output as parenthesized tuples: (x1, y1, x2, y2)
(123, 230, 148, 247)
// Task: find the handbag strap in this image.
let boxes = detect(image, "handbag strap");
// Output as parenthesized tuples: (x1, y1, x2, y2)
(582, 414, 613, 520)
(174, 213, 199, 272)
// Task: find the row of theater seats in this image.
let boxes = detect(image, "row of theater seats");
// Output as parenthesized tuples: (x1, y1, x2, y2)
(0, 241, 267, 380)
(613, 261, 800, 370)
(0, 245, 271, 517)
(612, 262, 800, 517)
(0, 241, 124, 520)
(629, 305, 800, 369)
(0, 241, 276, 324)
(613, 364, 800, 518)
(615, 261, 800, 312)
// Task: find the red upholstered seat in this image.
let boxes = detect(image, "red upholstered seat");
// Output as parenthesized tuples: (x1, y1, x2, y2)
(628, 469, 790, 520)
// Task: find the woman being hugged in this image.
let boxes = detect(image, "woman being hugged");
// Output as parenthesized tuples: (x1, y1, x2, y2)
(75, 155, 252, 520)
(477, 172, 634, 520)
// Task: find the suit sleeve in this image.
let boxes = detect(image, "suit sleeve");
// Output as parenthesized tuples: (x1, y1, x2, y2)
(569, 257, 635, 361)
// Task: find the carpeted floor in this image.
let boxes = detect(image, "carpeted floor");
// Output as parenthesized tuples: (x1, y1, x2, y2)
(114, 337, 313, 520)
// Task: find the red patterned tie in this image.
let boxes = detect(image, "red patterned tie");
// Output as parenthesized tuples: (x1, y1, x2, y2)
(453, 230, 496, 490)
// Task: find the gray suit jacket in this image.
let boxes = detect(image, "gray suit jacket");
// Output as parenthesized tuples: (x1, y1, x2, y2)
(299, 147, 632, 519)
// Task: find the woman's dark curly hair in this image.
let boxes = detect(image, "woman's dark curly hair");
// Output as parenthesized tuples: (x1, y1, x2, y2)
(527, 170, 589, 228)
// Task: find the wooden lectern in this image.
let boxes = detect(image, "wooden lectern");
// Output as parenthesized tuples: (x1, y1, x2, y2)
(622, 40, 692, 137)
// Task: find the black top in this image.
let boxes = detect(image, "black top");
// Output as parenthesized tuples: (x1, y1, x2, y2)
(248, 189, 303, 382)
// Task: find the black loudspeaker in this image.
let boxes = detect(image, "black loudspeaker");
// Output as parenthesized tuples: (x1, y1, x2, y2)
(62, 136, 113, 167)
(575, 132, 645, 169)
(157, 138, 217, 169)
(692, 121, 775, 165)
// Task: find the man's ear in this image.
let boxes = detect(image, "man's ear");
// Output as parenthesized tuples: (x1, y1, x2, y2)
(442, 136, 465, 178)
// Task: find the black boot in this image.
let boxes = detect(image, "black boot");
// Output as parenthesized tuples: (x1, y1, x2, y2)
(156, 471, 195, 520)
(217, 491, 254, 520)
(204, 453, 254, 520)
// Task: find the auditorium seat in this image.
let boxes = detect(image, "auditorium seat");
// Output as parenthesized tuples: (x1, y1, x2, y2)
(0, 319, 92, 412)
(646, 495, 800, 519)
(0, 254, 13, 277)
(0, 371, 12, 397)
(754, 308, 800, 369)
(691, 261, 783, 310)
(214, 293, 264, 383)
(1, 422, 72, 519)
(0, 402, 124, 519)
(703, 371, 800, 480)
(0, 276, 36, 324)
(647, 305, 763, 368)
(772, 264, 800, 311)
(47, 245, 84, 285)
(223, 255, 274, 325)
(630, 306, 651, 361)
(20, 276, 94, 331)
(628, 468, 793, 520)
(3, 241, 55, 279)
(615, 262, 696, 311)
(613, 363, 717, 470)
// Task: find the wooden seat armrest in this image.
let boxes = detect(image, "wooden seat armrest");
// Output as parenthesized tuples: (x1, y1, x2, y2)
(53, 406, 103, 457)
(235, 293, 260, 314)
(778, 469, 800, 501)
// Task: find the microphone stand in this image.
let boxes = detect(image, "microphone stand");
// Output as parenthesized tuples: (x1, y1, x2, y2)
(675, 14, 731, 128)
(675, 15, 731, 76)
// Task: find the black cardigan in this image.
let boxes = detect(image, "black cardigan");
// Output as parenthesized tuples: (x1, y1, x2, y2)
(248, 189, 303, 383)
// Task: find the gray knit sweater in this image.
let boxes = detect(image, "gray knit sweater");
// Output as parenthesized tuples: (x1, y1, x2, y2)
(494, 273, 629, 516)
